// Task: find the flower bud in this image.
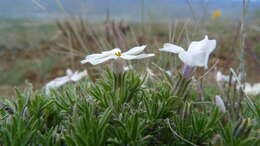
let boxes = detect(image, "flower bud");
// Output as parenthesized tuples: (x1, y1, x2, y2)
(215, 95, 226, 113)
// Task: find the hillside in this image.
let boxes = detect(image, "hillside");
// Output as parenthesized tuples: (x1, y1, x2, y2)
(0, 0, 259, 20)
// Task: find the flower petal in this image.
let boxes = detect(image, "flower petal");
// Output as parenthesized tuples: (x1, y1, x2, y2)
(215, 95, 226, 113)
(159, 43, 185, 54)
(244, 83, 260, 95)
(178, 51, 207, 67)
(82, 48, 121, 64)
(66, 69, 73, 76)
(71, 70, 87, 82)
(124, 65, 134, 71)
(186, 36, 216, 69)
(85, 53, 108, 60)
(44, 76, 70, 95)
(121, 53, 155, 60)
(81, 49, 121, 65)
(204, 41, 216, 69)
(81, 55, 118, 65)
(188, 36, 216, 52)
(123, 45, 146, 55)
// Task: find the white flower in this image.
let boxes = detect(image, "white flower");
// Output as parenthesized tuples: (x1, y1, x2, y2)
(216, 71, 245, 84)
(69, 70, 88, 82)
(123, 65, 134, 71)
(44, 69, 87, 95)
(166, 70, 172, 76)
(216, 71, 231, 83)
(215, 95, 226, 113)
(44, 76, 70, 95)
(81, 45, 154, 65)
(244, 83, 260, 96)
(159, 36, 216, 69)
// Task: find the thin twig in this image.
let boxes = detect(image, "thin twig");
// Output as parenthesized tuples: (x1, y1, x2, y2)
(166, 119, 198, 146)
(191, 101, 212, 104)
(198, 59, 219, 80)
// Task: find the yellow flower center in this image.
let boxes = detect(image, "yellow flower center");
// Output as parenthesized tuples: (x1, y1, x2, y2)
(115, 51, 122, 56)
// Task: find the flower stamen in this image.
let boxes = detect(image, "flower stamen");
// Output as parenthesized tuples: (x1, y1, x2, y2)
(115, 51, 122, 56)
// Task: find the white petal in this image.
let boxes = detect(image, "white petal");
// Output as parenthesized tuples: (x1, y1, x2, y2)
(216, 71, 230, 82)
(44, 76, 70, 95)
(187, 36, 208, 52)
(66, 69, 73, 76)
(47, 76, 70, 88)
(123, 65, 134, 71)
(215, 95, 226, 113)
(81, 48, 121, 64)
(216, 71, 222, 82)
(85, 48, 121, 59)
(244, 83, 260, 95)
(159, 43, 185, 54)
(204, 41, 216, 69)
(187, 36, 216, 69)
(121, 53, 154, 60)
(166, 70, 172, 76)
(107, 48, 122, 55)
(123, 45, 146, 55)
(71, 70, 88, 82)
(178, 51, 206, 67)
(81, 54, 109, 64)
(85, 53, 108, 60)
(84, 55, 118, 65)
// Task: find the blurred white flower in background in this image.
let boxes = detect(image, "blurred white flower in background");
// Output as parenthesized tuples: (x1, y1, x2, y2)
(159, 36, 216, 69)
(244, 83, 260, 96)
(123, 65, 134, 71)
(215, 95, 226, 113)
(216, 71, 230, 83)
(66, 69, 88, 82)
(216, 71, 242, 84)
(166, 70, 172, 76)
(80, 45, 154, 65)
(44, 69, 87, 95)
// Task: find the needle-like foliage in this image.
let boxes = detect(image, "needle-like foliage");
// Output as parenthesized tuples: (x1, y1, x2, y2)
(0, 70, 259, 145)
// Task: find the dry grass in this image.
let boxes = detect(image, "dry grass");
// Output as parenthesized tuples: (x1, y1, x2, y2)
(0, 16, 259, 97)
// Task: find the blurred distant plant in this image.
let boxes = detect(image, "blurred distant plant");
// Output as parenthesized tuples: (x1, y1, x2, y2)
(211, 10, 222, 20)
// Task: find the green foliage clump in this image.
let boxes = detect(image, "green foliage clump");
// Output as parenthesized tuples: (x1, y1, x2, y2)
(0, 70, 259, 146)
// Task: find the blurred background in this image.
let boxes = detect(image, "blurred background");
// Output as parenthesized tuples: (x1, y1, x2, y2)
(0, 0, 259, 97)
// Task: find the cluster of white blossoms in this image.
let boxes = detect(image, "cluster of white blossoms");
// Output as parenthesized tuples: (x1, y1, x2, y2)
(42, 34, 259, 116)
(215, 71, 243, 83)
(44, 69, 87, 95)
(215, 71, 260, 96)
(216, 71, 231, 83)
(43, 35, 260, 98)
(244, 83, 260, 96)
(80, 35, 216, 74)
